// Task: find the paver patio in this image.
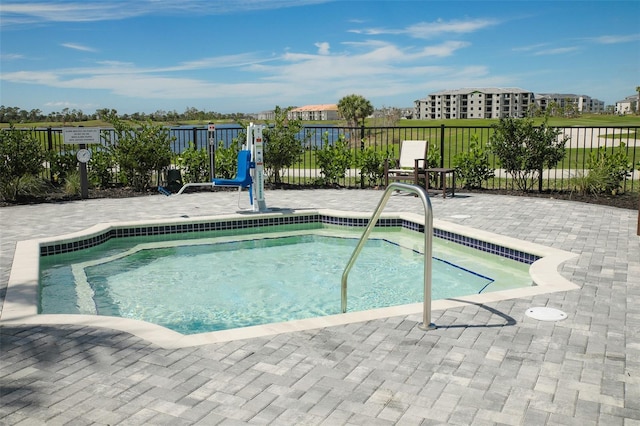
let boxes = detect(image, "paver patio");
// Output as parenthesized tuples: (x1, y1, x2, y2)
(1, 189, 639, 425)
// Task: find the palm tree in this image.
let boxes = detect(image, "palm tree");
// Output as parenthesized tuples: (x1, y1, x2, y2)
(337, 94, 374, 127)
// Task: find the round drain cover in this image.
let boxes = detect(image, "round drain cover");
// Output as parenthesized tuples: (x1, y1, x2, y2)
(525, 307, 567, 321)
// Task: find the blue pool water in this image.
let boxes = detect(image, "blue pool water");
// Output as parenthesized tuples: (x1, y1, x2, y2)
(40, 227, 531, 334)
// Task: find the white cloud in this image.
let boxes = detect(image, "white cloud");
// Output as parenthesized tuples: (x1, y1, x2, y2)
(315, 42, 330, 55)
(349, 18, 499, 39)
(405, 19, 500, 39)
(590, 34, 640, 44)
(0, 0, 332, 27)
(0, 53, 24, 60)
(533, 46, 580, 56)
(418, 41, 469, 58)
(44, 101, 79, 108)
(512, 43, 549, 52)
(514, 33, 640, 57)
(0, 37, 479, 105)
(0, 2, 144, 24)
(61, 43, 97, 52)
(1, 70, 60, 85)
(164, 53, 279, 72)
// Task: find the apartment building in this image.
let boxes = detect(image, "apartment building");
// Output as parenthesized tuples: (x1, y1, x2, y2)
(287, 104, 339, 121)
(615, 94, 639, 115)
(414, 88, 535, 120)
(535, 93, 605, 114)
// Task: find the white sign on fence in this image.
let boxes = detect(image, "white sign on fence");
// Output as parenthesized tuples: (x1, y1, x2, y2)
(62, 127, 101, 145)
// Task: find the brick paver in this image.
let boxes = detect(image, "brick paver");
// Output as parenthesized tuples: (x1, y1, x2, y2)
(1, 189, 639, 424)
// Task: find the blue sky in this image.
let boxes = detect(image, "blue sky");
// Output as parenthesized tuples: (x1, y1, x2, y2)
(1, 0, 638, 115)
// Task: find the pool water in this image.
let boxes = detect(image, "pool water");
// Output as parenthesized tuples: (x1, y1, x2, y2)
(40, 226, 531, 334)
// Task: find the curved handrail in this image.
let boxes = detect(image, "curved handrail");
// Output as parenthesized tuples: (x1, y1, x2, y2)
(341, 182, 436, 330)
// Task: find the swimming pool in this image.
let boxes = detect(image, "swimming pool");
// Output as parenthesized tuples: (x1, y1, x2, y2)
(2, 210, 579, 348)
(39, 224, 531, 335)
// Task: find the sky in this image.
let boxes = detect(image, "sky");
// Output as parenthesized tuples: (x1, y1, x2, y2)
(1, 0, 639, 116)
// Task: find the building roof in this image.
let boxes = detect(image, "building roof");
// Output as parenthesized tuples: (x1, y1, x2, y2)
(617, 94, 639, 102)
(428, 87, 532, 96)
(291, 104, 338, 112)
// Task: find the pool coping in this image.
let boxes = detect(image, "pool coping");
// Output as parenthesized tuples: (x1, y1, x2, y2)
(1, 209, 579, 349)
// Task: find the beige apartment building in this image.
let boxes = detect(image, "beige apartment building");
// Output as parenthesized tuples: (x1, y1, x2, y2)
(535, 93, 605, 114)
(614, 94, 639, 115)
(414, 88, 535, 120)
(288, 104, 339, 121)
(255, 104, 339, 121)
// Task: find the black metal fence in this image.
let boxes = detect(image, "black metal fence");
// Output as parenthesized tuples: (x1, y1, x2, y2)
(19, 124, 640, 191)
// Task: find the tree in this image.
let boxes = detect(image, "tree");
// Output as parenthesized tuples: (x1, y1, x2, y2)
(562, 97, 579, 118)
(28, 109, 42, 122)
(96, 108, 117, 121)
(489, 117, 568, 192)
(262, 105, 308, 185)
(636, 85, 640, 114)
(337, 94, 374, 127)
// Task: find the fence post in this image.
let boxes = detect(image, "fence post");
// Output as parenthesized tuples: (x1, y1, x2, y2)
(439, 124, 445, 168)
(192, 127, 198, 150)
(360, 124, 365, 189)
(538, 169, 543, 192)
(47, 127, 54, 183)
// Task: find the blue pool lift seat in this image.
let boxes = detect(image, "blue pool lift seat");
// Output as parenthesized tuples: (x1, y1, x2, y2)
(212, 150, 254, 204)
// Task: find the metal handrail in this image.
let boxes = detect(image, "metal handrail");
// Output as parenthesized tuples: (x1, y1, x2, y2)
(340, 182, 436, 330)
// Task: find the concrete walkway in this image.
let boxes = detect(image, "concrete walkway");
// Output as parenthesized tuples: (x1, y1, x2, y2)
(1, 189, 639, 425)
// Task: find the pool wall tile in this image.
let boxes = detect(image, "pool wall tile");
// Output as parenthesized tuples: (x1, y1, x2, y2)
(38, 213, 540, 264)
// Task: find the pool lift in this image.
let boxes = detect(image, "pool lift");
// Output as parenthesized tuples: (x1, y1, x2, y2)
(176, 123, 268, 213)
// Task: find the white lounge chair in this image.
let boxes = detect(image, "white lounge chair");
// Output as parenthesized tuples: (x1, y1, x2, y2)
(384, 140, 428, 187)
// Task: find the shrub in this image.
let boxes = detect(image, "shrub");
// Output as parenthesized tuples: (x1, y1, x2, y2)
(314, 132, 352, 185)
(47, 150, 78, 185)
(106, 115, 174, 191)
(214, 141, 240, 179)
(177, 142, 210, 183)
(489, 117, 568, 192)
(357, 146, 388, 187)
(453, 136, 495, 189)
(88, 148, 115, 189)
(582, 142, 634, 195)
(0, 125, 47, 201)
(426, 141, 441, 169)
(424, 141, 442, 187)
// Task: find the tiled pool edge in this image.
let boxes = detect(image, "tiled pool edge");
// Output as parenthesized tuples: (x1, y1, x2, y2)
(36, 210, 538, 265)
(1, 209, 579, 349)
